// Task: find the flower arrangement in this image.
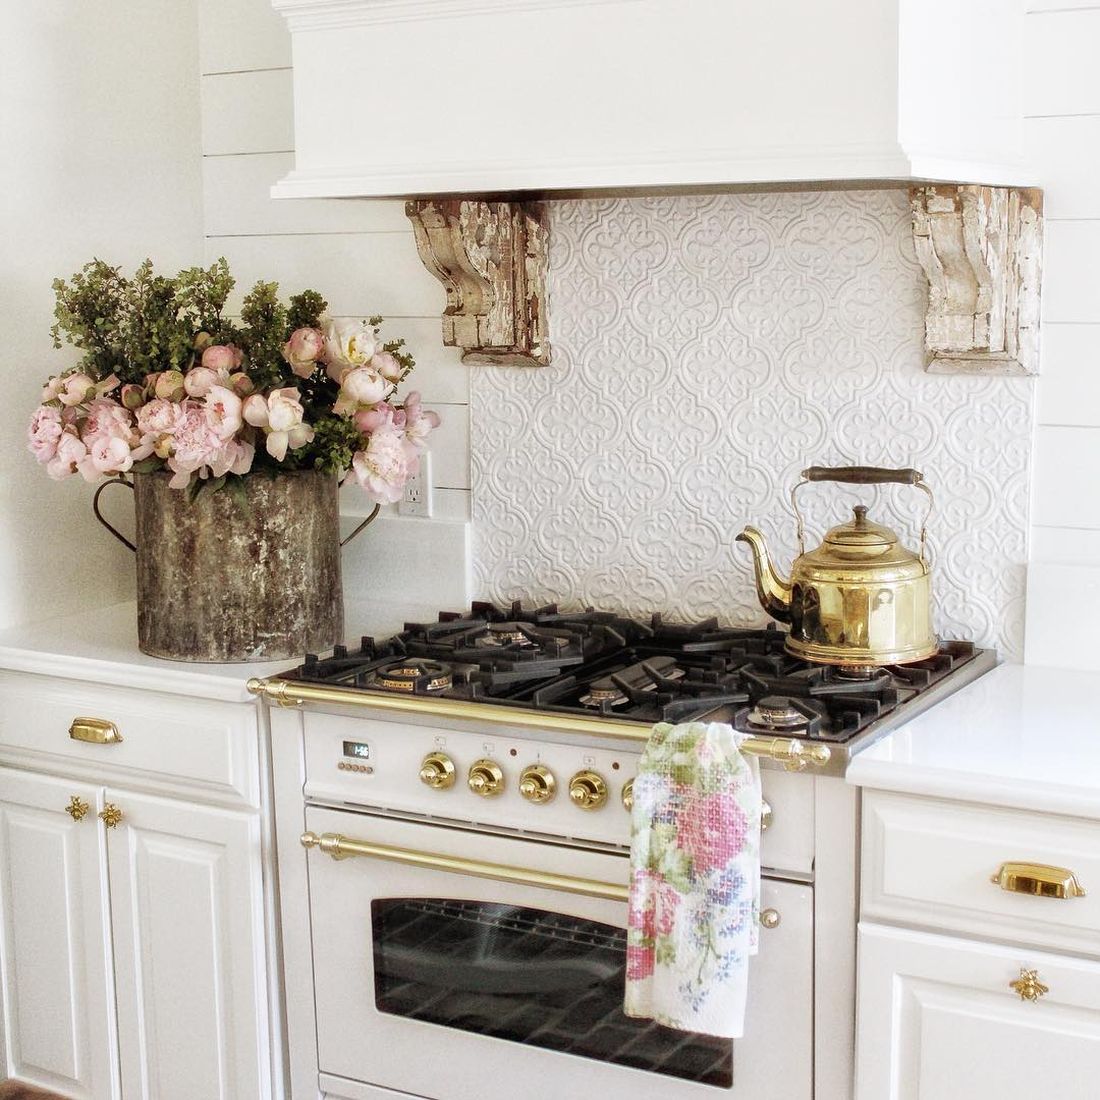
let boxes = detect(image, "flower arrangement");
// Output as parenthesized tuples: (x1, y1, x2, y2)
(27, 258, 439, 504)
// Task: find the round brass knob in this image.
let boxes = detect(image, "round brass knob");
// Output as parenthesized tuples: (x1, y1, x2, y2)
(760, 908, 781, 929)
(621, 778, 635, 812)
(569, 770, 607, 811)
(761, 798, 772, 832)
(468, 759, 504, 797)
(419, 752, 456, 790)
(519, 765, 556, 803)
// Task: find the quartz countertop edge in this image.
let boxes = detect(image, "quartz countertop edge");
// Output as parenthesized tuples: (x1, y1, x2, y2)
(0, 600, 440, 703)
(846, 662, 1100, 819)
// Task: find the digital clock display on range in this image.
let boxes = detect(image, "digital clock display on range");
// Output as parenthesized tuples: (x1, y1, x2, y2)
(342, 741, 372, 760)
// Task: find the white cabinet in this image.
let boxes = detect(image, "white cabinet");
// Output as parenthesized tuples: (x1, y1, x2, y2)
(857, 922, 1100, 1100)
(855, 790, 1100, 1100)
(0, 673, 275, 1100)
(107, 792, 268, 1100)
(0, 769, 117, 1100)
(273, 0, 1030, 198)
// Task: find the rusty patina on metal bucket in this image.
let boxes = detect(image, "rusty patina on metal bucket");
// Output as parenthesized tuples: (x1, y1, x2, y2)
(94, 469, 376, 663)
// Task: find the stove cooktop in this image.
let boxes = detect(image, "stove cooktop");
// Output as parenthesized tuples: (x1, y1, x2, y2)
(276, 601, 993, 748)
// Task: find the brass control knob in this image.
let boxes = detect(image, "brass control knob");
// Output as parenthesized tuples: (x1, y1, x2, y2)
(569, 770, 608, 811)
(519, 765, 556, 804)
(419, 752, 456, 790)
(622, 778, 635, 813)
(759, 908, 781, 929)
(468, 759, 505, 797)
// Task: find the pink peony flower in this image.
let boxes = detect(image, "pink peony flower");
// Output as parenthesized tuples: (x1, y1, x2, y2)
(166, 401, 222, 489)
(82, 398, 133, 442)
(57, 373, 97, 407)
(201, 344, 243, 372)
(120, 384, 144, 410)
(136, 398, 184, 438)
(46, 431, 87, 480)
(184, 365, 229, 399)
(349, 427, 410, 504)
(77, 434, 134, 482)
(371, 351, 403, 383)
(155, 370, 186, 402)
(402, 392, 441, 451)
(334, 366, 387, 415)
(243, 388, 313, 461)
(206, 437, 255, 479)
(353, 403, 395, 435)
(320, 318, 377, 383)
(27, 405, 63, 463)
(678, 791, 746, 875)
(41, 377, 66, 403)
(282, 327, 325, 379)
(204, 385, 243, 441)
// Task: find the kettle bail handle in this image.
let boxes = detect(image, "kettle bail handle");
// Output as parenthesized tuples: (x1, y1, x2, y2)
(789, 467, 935, 562)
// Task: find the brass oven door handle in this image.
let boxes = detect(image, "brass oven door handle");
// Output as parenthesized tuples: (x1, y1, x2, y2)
(69, 717, 123, 745)
(991, 862, 1087, 900)
(301, 831, 783, 927)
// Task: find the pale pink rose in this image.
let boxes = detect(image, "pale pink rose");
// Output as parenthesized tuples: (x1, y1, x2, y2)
(201, 344, 243, 372)
(155, 370, 186, 401)
(204, 385, 243, 441)
(78, 434, 134, 482)
(349, 428, 410, 504)
(320, 318, 377, 383)
(58, 373, 97, 407)
(27, 405, 63, 463)
(46, 431, 88, 480)
(334, 367, 387, 416)
(136, 398, 184, 438)
(282, 327, 325, 379)
(371, 351, 402, 383)
(184, 365, 230, 398)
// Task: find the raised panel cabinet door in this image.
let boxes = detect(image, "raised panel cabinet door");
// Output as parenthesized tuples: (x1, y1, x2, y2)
(0, 768, 117, 1099)
(856, 921, 1100, 1100)
(104, 790, 269, 1100)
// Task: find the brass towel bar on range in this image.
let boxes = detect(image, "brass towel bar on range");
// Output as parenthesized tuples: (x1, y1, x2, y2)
(248, 677, 833, 771)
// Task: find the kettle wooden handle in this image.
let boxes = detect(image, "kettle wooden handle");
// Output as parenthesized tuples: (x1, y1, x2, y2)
(801, 466, 923, 486)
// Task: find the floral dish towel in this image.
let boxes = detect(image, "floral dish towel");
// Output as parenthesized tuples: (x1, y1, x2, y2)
(624, 721, 762, 1039)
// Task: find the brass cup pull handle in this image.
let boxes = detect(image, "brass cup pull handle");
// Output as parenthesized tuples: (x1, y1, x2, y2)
(991, 862, 1086, 900)
(69, 717, 123, 745)
(65, 796, 90, 822)
(98, 803, 124, 829)
(1010, 968, 1049, 1002)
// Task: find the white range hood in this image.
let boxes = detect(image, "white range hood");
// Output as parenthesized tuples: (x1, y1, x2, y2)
(271, 0, 1029, 199)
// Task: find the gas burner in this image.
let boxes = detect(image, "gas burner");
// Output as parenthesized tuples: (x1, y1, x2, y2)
(833, 665, 881, 681)
(472, 623, 537, 648)
(745, 696, 811, 732)
(371, 659, 454, 694)
(579, 658, 686, 709)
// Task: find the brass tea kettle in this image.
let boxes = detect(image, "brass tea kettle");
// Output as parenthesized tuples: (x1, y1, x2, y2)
(736, 466, 938, 667)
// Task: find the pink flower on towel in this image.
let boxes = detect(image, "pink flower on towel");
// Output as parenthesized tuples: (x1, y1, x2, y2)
(628, 868, 658, 939)
(626, 944, 654, 981)
(679, 791, 746, 875)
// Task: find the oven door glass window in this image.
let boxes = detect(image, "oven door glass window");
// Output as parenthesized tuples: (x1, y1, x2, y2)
(372, 898, 733, 1088)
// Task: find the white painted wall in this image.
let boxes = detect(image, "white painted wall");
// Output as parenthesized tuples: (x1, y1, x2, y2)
(1, 1, 204, 629)
(1023, 2, 1100, 668)
(197, 0, 471, 609)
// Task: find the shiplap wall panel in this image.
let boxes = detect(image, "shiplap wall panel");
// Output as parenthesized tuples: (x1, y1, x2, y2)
(205, 232, 444, 317)
(1024, 117, 1100, 219)
(1027, 8, 1100, 117)
(1031, 526, 1100, 565)
(1039, 221, 1100, 323)
(201, 69, 294, 155)
(204, 153, 409, 236)
(199, 0, 290, 74)
(1032, 425, 1100, 529)
(1036, 324, 1100, 427)
(200, 0, 470, 602)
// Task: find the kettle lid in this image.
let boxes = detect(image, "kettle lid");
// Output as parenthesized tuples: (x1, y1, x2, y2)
(822, 505, 897, 553)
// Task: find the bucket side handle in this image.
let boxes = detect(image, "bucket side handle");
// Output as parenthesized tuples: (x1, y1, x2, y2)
(92, 477, 136, 553)
(341, 504, 381, 548)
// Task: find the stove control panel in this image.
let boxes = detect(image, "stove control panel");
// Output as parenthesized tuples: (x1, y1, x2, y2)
(467, 758, 505, 797)
(518, 764, 556, 803)
(568, 770, 608, 811)
(419, 752, 455, 789)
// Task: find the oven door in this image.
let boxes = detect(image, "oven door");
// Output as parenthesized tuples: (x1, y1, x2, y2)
(305, 805, 812, 1100)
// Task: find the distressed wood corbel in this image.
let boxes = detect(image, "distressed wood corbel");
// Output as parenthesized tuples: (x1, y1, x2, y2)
(910, 185, 1043, 375)
(406, 199, 550, 367)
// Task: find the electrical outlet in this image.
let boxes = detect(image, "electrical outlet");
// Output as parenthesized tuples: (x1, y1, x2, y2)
(399, 452, 432, 518)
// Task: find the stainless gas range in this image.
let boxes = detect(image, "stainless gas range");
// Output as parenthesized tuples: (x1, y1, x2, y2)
(252, 603, 995, 1100)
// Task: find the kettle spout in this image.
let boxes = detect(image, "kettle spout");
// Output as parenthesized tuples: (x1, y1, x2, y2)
(735, 526, 793, 623)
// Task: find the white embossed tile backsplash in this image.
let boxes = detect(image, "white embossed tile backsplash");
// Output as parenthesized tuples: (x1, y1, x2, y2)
(469, 191, 1035, 659)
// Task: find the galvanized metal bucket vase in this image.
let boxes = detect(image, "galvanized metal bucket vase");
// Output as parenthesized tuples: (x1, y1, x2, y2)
(93, 469, 377, 663)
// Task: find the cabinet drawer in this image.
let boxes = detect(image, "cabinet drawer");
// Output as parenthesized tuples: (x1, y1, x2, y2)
(862, 790, 1100, 957)
(0, 671, 259, 806)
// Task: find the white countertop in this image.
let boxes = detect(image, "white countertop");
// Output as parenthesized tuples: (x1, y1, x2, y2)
(0, 600, 440, 703)
(847, 662, 1100, 818)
